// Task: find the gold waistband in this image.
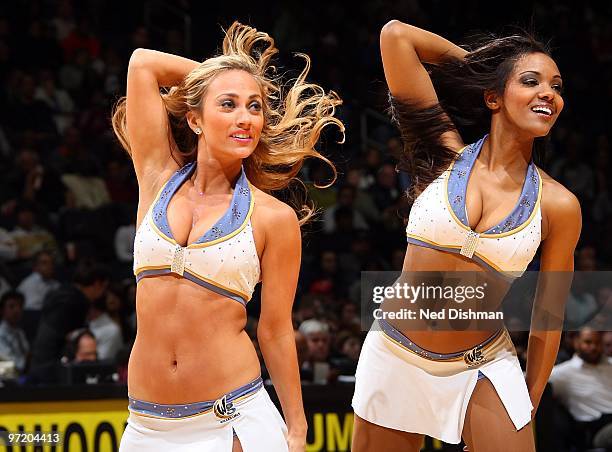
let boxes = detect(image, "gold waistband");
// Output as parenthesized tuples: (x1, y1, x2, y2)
(379, 328, 516, 377)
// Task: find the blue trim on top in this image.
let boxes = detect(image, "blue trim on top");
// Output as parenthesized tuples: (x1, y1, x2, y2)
(135, 268, 247, 305)
(135, 268, 173, 282)
(193, 168, 251, 244)
(182, 271, 247, 305)
(152, 162, 196, 240)
(447, 135, 540, 235)
(406, 236, 518, 281)
(151, 163, 252, 246)
(128, 376, 263, 418)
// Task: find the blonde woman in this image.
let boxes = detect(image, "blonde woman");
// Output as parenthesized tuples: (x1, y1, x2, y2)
(112, 22, 343, 452)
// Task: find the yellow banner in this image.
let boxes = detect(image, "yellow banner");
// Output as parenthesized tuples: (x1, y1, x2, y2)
(1, 401, 443, 451)
(1, 400, 127, 452)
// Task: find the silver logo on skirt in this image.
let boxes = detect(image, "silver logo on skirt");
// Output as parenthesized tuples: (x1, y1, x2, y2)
(213, 395, 239, 421)
(464, 347, 486, 367)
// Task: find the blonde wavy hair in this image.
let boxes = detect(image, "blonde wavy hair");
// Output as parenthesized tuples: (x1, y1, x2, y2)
(112, 21, 344, 223)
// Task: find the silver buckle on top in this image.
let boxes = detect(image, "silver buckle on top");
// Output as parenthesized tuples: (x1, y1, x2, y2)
(171, 245, 185, 276)
(460, 231, 480, 258)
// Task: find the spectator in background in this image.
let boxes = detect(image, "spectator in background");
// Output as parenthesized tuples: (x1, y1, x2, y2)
(306, 250, 343, 297)
(17, 251, 60, 341)
(565, 246, 599, 329)
(0, 227, 18, 263)
(339, 231, 374, 283)
(360, 148, 382, 189)
(294, 330, 310, 382)
(50, 0, 75, 41)
(114, 222, 135, 262)
(323, 185, 369, 233)
(61, 157, 110, 210)
(29, 259, 109, 378)
(105, 158, 137, 204)
(604, 331, 612, 358)
(58, 48, 95, 102)
(306, 159, 337, 210)
(370, 163, 400, 211)
(344, 166, 380, 225)
(114, 206, 136, 270)
(34, 70, 74, 134)
(577, 245, 597, 271)
(25, 151, 64, 211)
(557, 331, 577, 364)
(330, 330, 362, 379)
(549, 328, 612, 450)
(0, 270, 11, 300)
(298, 319, 332, 384)
(9, 73, 57, 146)
(322, 206, 361, 254)
(106, 284, 134, 343)
(87, 290, 123, 362)
(590, 286, 612, 331)
(294, 293, 324, 325)
(17, 251, 60, 312)
(0, 291, 29, 375)
(337, 302, 360, 333)
(61, 17, 100, 61)
(3, 148, 65, 213)
(62, 328, 97, 364)
(8, 202, 57, 265)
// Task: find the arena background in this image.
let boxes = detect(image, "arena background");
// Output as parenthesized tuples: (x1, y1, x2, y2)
(0, 0, 611, 451)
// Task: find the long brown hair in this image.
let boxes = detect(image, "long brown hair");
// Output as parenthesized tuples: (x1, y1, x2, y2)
(390, 30, 552, 202)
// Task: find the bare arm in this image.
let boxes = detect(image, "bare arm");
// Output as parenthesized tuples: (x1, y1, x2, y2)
(380, 20, 466, 149)
(126, 49, 199, 181)
(526, 188, 581, 414)
(380, 20, 467, 104)
(258, 203, 306, 450)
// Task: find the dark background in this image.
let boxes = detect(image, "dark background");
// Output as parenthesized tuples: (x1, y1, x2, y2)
(0, 1, 610, 451)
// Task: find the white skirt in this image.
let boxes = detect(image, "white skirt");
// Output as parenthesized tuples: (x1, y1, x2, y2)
(352, 322, 533, 444)
(119, 384, 288, 452)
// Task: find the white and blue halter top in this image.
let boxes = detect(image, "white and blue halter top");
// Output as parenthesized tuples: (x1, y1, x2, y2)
(133, 162, 260, 306)
(406, 135, 543, 278)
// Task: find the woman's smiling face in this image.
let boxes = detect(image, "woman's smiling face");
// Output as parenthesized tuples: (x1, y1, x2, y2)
(196, 69, 264, 161)
(496, 52, 564, 138)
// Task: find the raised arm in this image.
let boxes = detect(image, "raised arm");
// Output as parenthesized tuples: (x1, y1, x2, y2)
(380, 20, 467, 154)
(526, 186, 581, 414)
(380, 20, 467, 105)
(125, 49, 199, 180)
(257, 202, 306, 451)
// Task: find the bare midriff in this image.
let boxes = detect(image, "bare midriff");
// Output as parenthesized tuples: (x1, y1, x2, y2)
(381, 243, 511, 354)
(128, 275, 261, 404)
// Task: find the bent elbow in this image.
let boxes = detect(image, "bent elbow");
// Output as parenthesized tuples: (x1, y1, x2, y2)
(128, 48, 151, 70)
(380, 20, 404, 41)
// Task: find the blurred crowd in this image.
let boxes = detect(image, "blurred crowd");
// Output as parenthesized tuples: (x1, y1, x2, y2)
(0, 0, 611, 450)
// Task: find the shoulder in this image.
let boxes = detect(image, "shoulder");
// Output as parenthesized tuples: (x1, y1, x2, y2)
(252, 188, 300, 228)
(17, 273, 38, 288)
(538, 167, 582, 225)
